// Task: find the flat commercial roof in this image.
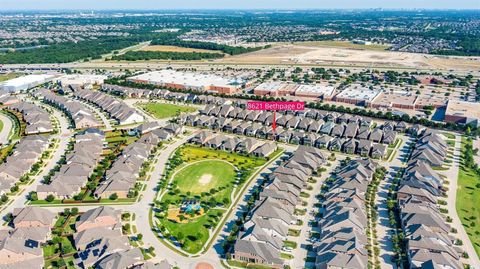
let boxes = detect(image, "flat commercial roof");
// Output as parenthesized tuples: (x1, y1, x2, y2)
(0, 74, 56, 88)
(336, 86, 381, 102)
(58, 74, 107, 86)
(295, 84, 335, 96)
(254, 82, 299, 93)
(371, 90, 417, 107)
(255, 82, 284, 92)
(128, 70, 240, 88)
(445, 100, 480, 119)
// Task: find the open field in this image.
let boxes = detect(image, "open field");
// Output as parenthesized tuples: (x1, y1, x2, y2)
(294, 40, 391, 51)
(180, 145, 268, 170)
(218, 43, 480, 71)
(173, 160, 236, 195)
(138, 102, 196, 119)
(138, 45, 223, 54)
(457, 137, 480, 257)
(0, 73, 20, 82)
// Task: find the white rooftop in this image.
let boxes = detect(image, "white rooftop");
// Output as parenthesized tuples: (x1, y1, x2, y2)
(336, 86, 381, 101)
(1, 74, 56, 88)
(128, 70, 240, 88)
(58, 74, 107, 86)
(255, 82, 284, 92)
(295, 84, 335, 96)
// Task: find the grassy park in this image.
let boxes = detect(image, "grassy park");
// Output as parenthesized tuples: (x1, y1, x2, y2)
(0, 73, 20, 82)
(457, 137, 480, 257)
(173, 160, 236, 197)
(138, 102, 196, 119)
(155, 145, 269, 254)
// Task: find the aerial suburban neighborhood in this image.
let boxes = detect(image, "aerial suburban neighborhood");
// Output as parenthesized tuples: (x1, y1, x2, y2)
(0, 2, 479, 269)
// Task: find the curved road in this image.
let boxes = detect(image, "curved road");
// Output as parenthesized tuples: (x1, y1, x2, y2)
(30, 130, 290, 269)
(0, 112, 14, 145)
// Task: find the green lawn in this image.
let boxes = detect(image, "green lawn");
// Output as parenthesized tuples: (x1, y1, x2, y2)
(174, 160, 236, 195)
(0, 119, 3, 134)
(158, 209, 225, 254)
(0, 73, 20, 82)
(139, 102, 196, 119)
(156, 145, 268, 254)
(179, 145, 267, 171)
(457, 137, 480, 257)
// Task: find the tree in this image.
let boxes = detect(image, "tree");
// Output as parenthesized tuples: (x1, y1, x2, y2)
(177, 232, 185, 243)
(52, 236, 62, 244)
(109, 193, 118, 200)
(61, 244, 74, 254)
(86, 182, 96, 190)
(71, 207, 79, 215)
(137, 233, 143, 241)
(10, 185, 19, 193)
(28, 191, 38, 201)
(46, 194, 55, 202)
(63, 208, 71, 216)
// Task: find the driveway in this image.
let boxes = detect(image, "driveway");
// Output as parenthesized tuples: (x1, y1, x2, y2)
(289, 158, 340, 269)
(375, 136, 412, 269)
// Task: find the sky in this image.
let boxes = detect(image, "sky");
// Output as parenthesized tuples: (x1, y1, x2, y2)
(0, 0, 479, 10)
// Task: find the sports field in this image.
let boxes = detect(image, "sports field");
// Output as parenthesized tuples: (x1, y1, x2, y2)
(138, 102, 196, 119)
(173, 160, 236, 195)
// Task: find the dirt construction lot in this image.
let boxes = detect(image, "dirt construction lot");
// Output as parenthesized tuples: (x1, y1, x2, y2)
(138, 45, 223, 54)
(219, 43, 480, 71)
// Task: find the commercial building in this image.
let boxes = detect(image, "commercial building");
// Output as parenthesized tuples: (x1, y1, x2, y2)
(0, 74, 56, 92)
(254, 82, 336, 100)
(127, 70, 244, 95)
(369, 90, 418, 110)
(334, 86, 382, 106)
(253, 82, 298, 97)
(295, 84, 336, 100)
(444, 100, 480, 127)
(57, 74, 107, 88)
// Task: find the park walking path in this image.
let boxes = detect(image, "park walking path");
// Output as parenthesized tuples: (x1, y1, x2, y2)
(445, 135, 480, 267)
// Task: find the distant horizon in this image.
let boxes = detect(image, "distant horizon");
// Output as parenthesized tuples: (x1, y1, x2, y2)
(1, 8, 479, 13)
(1, 0, 479, 11)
